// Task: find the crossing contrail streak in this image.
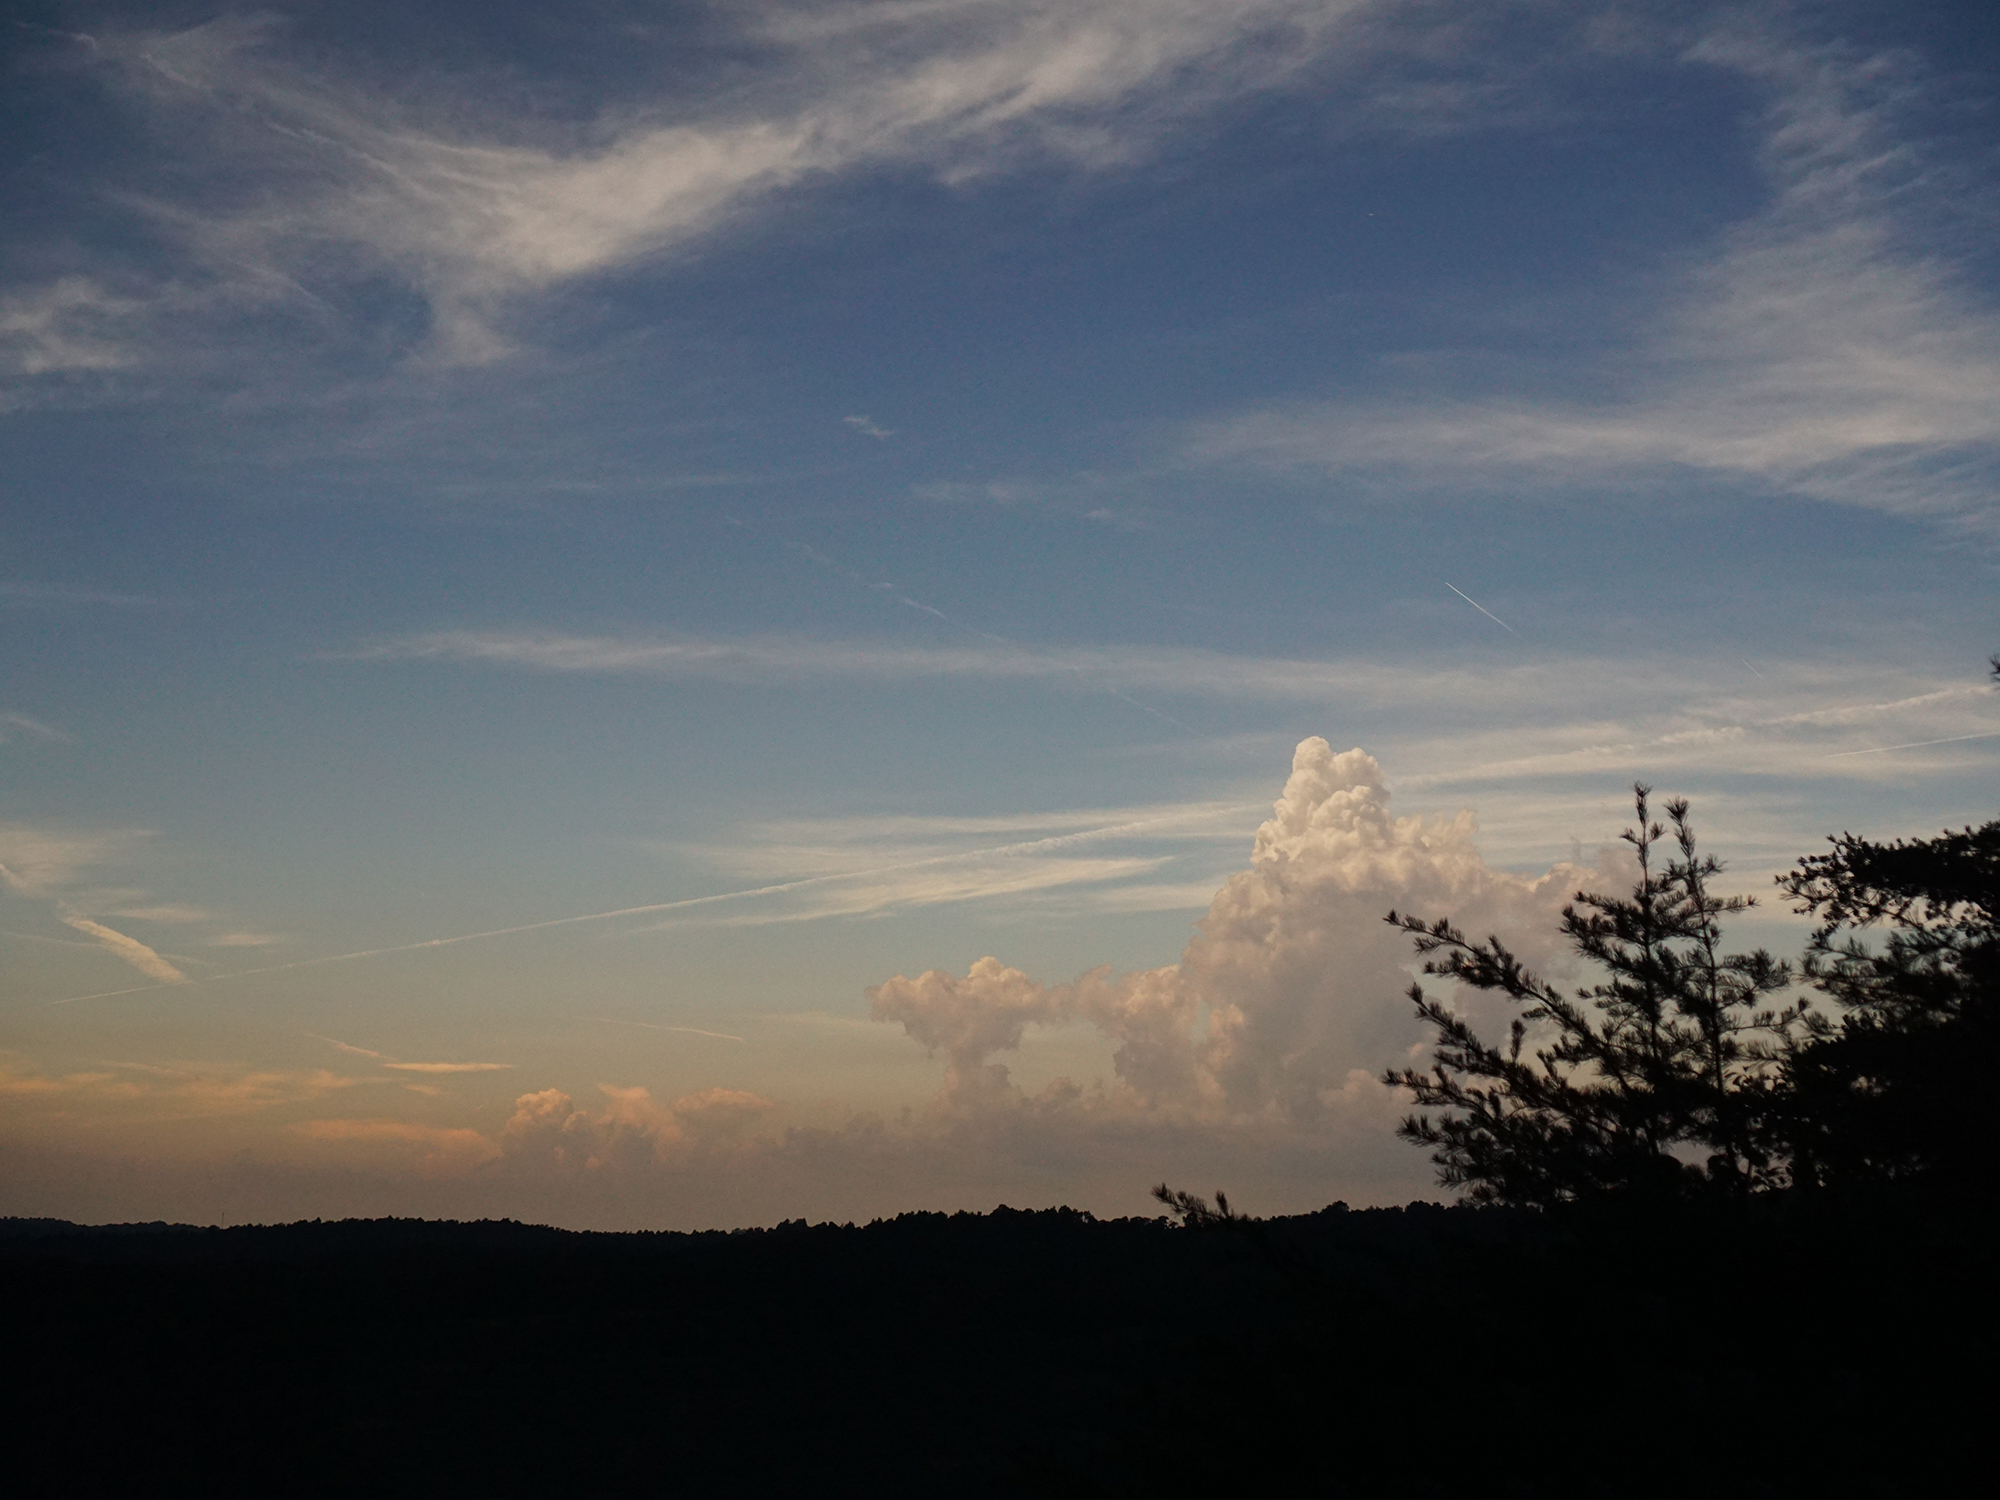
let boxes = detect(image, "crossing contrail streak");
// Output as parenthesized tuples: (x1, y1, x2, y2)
(592, 1018, 745, 1042)
(1825, 729, 2000, 758)
(737, 514, 1201, 734)
(47, 805, 1264, 1007)
(1445, 583, 1515, 634)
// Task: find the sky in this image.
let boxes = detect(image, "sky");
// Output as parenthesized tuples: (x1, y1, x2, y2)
(3, 0, 1996, 1230)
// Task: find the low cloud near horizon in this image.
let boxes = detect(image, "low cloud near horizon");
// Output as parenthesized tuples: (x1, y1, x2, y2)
(3, 741, 1625, 1227)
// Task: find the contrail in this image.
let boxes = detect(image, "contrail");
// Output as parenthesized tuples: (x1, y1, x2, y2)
(591, 1018, 745, 1042)
(1825, 729, 2000, 758)
(1445, 583, 1515, 634)
(738, 514, 1200, 734)
(47, 806, 1263, 1007)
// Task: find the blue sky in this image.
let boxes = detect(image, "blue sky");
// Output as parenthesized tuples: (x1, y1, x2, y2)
(3, 1, 1996, 1228)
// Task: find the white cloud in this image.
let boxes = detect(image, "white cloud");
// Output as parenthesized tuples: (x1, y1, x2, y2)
(210, 930, 285, 947)
(60, 916, 190, 985)
(353, 630, 1999, 783)
(869, 738, 1589, 1120)
(0, 824, 152, 898)
(0, 824, 279, 981)
(339, 625, 1563, 705)
(0, 713, 69, 745)
(68, 2, 1374, 365)
(0, 277, 143, 376)
(108, 903, 212, 924)
(648, 799, 1264, 926)
(1190, 24, 2000, 533)
(1, 1057, 362, 1115)
(293, 1117, 504, 1175)
(1390, 680, 2000, 801)
(499, 1083, 777, 1174)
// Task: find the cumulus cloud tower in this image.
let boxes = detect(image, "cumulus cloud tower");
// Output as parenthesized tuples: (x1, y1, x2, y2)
(874, 740, 1578, 1122)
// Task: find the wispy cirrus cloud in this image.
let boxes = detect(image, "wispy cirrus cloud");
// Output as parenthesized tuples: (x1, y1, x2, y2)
(291, 1118, 503, 1173)
(0, 1056, 363, 1116)
(0, 824, 157, 900)
(0, 823, 279, 980)
(34, 2, 1377, 370)
(60, 916, 189, 985)
(0, 582, 163, 608)
(0, 277, 143, 377)
(343, 628, 2000, 770)
(305, 1035, 509, 1075)
(0, 714, 69, 745)
(1190, 24, 2000, 534)
(106, 903, 211, 924)
(655, 800, 1262, 925)
(210, 930, 286, 948)
(339, 626, 1538, 705)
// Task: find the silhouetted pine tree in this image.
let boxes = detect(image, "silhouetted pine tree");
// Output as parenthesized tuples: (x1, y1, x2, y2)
(1776, 815, 1998, 1186)
(1383, 785, 1800, 1207)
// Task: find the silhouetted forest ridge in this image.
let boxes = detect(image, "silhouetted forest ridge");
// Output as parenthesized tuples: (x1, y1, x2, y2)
(7, 1188, 1988, 1497)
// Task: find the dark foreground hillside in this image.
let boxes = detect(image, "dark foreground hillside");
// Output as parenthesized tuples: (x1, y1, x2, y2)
(6, 1192, 1986, 1497)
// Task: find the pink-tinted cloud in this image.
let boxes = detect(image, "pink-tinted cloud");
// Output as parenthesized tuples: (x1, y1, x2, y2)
(61, 916, 188, 984)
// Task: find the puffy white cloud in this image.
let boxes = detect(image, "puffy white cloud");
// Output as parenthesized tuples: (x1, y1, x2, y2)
(500, 1083, 777, 1174)
(871, 739, 1586, 1121)
(873, 957, 1069, 1104)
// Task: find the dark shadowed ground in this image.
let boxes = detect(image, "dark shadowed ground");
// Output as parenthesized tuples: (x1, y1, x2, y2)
(6, 1192, 1985, 1496)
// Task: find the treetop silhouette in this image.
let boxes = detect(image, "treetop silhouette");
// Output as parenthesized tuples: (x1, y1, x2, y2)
(1383, 785, 1802, 1207)
(1777, 814, 1998, 1186)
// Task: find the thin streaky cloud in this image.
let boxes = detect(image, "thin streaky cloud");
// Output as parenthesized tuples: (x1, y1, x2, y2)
(592, 1019, 746, 1043)
(338, 627, 1450, 706)
(108, 903, 211, 923)
(755, 516, 1202, 734)
(1187, 27, 2000, 535)
(305, 1034, 507, 1071)
(1444, 583, 1515, 635)
(47, 806, 1244, 1006)
(758, 801, 1259, 838)
(73, 2, 1376, 366)
(0, 582, 162, 608)
(61, 916, 188, 985)
(305, 1033, 383, 1059)
(1, 928, 105, 949)
(1825, 730, 2000, 759)
(0, 713, 70, 743)
(642, 855, 1175, 929)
